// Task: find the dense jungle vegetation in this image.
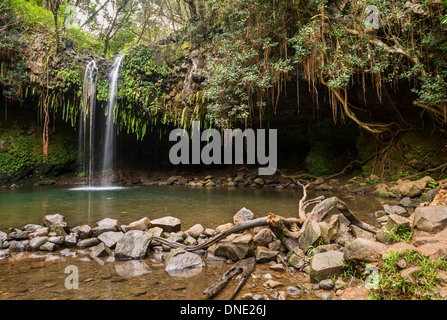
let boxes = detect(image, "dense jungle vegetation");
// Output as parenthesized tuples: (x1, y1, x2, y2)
(1, 0, 447, 182)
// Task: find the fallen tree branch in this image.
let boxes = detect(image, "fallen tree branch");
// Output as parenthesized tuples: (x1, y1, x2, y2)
(151, 217, 269, 251)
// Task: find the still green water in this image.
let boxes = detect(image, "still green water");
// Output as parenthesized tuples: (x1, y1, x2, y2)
(0, 185, 380, 231)
(0, 185, 382, 300)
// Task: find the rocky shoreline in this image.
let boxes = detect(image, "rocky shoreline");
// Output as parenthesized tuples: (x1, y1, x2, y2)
(1, 176, 447, 300)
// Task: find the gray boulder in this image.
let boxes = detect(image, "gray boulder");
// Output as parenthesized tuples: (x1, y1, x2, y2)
(92, 225, 116, 237)
(77, 225, 93, 239)
(9, 240, 28, 252)
(186, 224, 204, 238)
(0, 231, 6, 242)
(7, 230, 32, 240)
(115, 230, 152, 260)
(214, 233, 254, 261)
(164, 248, 203, 273)
(43, 214, 67, 228)
(150, 216, 181, 233)
(298, 221, 322, 251)
(253, 228, 274, 247)
(344, 238, 385, 262)
(64, 233, 78, 248)
(413, 205, 447, 233)
(233, 207, 255, 225)
(29, 236, 48, 251)
(39, 241, 59, 252)
(309, 251, 344, 282)
(76, 237, 100, 249)
(122, 217, 150, 232)
(98, 231, 124, 249)
(254, 246, 279, 263)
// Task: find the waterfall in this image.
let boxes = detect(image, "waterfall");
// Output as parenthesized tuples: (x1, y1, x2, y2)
(101, 56, 122, 184)
(78, 59, 98, 187)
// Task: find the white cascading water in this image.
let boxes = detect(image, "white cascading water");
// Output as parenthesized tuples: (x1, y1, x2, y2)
(101, 56, 122, 185)
(78, 59, 98, 187)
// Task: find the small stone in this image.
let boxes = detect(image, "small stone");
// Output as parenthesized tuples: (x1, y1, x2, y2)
(263, 280, 283, 289)
(164, 248, 203, 273)
(399, 197, 413, 207)
(22, 224, 43, 232)
(318, 278, 335, 290)
(187, 224, 204, 238)
(215, 222, 234, 233)
(396, 259, 407, 269)
(270, 264, 286, 272)
(315, 291, 332, 300)
(286, 286, 302, 295)
(253, 294, 269, 300)
(334, 278, 346, 290)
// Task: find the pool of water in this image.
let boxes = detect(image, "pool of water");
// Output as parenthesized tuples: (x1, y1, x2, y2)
(0, 185, 381, 231)
(0, 185, 383, 300)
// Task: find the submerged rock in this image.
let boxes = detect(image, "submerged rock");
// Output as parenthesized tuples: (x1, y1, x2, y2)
(115, 260, 151, 277)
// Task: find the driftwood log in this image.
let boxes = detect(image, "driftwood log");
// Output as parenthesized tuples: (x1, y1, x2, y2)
(154, 183, 377, 299)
